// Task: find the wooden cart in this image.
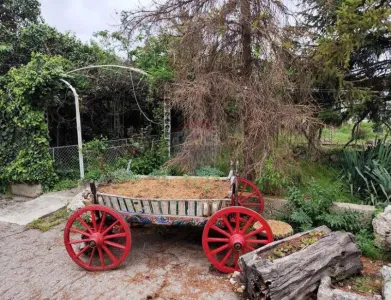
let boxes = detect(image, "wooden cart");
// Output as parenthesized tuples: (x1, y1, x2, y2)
(63, 174, 274, 273)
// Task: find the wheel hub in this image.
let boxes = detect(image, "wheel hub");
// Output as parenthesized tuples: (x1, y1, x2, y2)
(233, 243, 242, 250)
(89, 233, 104, 248)
(230, 233, 245, 251)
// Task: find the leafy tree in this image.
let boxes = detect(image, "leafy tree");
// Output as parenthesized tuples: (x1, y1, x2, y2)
(300, 0, 391, 144)
(0, 0, 41, 75)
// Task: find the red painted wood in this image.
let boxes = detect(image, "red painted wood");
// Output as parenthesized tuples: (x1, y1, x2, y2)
(64, 205, 131, 271)
(202, 206, 273, 273)
(234, 178, 265, 214)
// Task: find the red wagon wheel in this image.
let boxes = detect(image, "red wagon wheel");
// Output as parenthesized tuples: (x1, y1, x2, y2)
(64, 205, 131, 271)
(234, 177, 264, 214)
(202, 206, 273, 273)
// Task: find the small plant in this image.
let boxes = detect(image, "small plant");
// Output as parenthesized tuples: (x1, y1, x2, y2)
(99, 168, 136, 184)
(195, 166, 224, 177)
(342, 140, 391, 206)
(83, 137, 108, 172)
(355, 229, 391, 260)
(49, 178, 78, 192)
(203, 184, 211, 193)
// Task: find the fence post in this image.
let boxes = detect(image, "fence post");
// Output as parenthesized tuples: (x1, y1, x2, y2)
(60, 79, 85, 179)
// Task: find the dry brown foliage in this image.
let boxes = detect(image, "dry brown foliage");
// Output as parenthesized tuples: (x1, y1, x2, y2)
(121, 0, 316, 177)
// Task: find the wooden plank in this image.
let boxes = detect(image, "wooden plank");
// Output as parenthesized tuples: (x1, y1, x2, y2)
(168, 201, 178, 215)
(161, 200, 169, 215)
(211, 202, 219, 215)
(116, 197, 126, 212)
(140, 200, 151, 214)
(103, 195, 113, 209)
(187, 200, 195, 216)
(178, 200, 186, 216)
(151, 200, 161, 215)
(97, 195, 105, 206)
(124, 198, 135, 212)
(131, 199, 143, 214)
(110, 196, 121, 212)
(202, 202, 210, 217)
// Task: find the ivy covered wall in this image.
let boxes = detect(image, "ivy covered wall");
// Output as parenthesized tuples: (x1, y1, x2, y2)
(0, 53, 71, 186)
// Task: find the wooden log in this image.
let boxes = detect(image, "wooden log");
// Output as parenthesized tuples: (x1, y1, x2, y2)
(239, 226, 363, 300)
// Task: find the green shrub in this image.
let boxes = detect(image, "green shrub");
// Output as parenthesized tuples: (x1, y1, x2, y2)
(83, 137, 108, 172)
(50, 178, 78, 192)
(85, 169, 102, 181)
(353, 126, 370, 140)
(195, 166, 224, 177)
(99, 168, 136, 184)
(256, 157, 291, 196)
(282, 182, 364, 233)
(131, 136, 168, 175)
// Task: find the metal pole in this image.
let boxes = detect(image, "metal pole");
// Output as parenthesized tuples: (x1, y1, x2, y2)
(60, 79, 85, 179)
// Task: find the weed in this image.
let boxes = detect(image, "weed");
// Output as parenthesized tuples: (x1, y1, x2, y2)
(49, 178, 78, 192)
(27, 207, 69, 232)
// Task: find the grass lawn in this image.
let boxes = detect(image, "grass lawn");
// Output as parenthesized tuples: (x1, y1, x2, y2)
(321, 122, 385, 145)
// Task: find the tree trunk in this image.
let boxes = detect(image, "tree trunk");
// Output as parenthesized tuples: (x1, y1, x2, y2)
(239, 226, 363, 300)
(240, 0, 255, 179)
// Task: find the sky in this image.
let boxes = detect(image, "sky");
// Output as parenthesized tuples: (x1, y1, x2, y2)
(39, 0, 146, 43)
(39, 0, 300, 44)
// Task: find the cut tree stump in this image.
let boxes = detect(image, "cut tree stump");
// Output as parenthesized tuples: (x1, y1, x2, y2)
(239, 226, 363, 300)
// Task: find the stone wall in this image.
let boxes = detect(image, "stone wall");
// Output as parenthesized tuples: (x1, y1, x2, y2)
(263, 196, 376, 223)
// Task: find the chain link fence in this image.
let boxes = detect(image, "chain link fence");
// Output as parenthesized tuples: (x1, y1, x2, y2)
(49, 132, 187, 176)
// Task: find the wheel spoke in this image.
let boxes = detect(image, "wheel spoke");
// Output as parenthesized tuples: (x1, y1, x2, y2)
(207, 237, 230, 243)
(104, 232, 127, 240)
(240, 216, 255, 234)
(97, 246, 105, 267)
(102, 220, 119, 236)
(91, 210, 97, 231)
(234, 251, 239, 270)
(104, 240, 126, 250)
(241, 203, 260, 207)
(211, 243, 230, 255)
(220, 249, 233, 266)
(238, 183, 247, 198)
(76, 217, 93, 234)
(246, 239, 268, 245)
(88, 248, 96, 266)
(211, 225, 231, 238)
(235, 212, 240, 232)
(70, 227, 91, 237)
(98, 212, 106, 232)
(69, 239, 90, 245)
(245, 244, 255, 252)
(245, 227, 265, 238)
(239, 191, 257, 203)
(101, 244, 118, 264)
(221, 216, 234, 235)
(76, 245, 91, 258)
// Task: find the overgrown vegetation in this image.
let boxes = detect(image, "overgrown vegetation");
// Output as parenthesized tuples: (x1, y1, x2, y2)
(355, 230, 391, 261)
(282, 182, 364, 233)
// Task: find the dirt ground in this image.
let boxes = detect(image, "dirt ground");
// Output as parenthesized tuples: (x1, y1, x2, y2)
(0, 221, 239, 300)
(98, 178, 231, 199)
(0, 195, 30, 209)
(333, 256, 385, 297)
